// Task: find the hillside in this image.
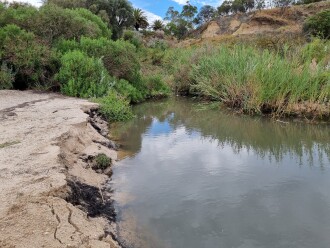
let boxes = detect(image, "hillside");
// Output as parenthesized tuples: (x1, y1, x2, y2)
(179, 1, 330, 46)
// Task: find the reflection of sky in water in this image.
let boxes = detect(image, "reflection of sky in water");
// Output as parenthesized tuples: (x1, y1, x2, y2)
(113, 100, 330, 248)
(147, 118, 173, 136)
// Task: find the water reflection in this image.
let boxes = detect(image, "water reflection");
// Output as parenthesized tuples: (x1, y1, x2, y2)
(111, 97, 330, 248)
(112, 98, 330, 164)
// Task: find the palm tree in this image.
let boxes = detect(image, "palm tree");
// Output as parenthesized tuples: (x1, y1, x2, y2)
(133, 8, 149, 31)
(152, 19, 164, 31)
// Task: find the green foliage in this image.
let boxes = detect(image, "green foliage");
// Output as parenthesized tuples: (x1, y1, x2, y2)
(73, 8, 112, 38)
(44, 0, 87, 9)
(0, 62, 14, 89)
(152, 20, 164, 31)
(164, 2, 198, 39)
(133, 8, 149, 31)
(0, 3, 111, 43)
(194, 5, 216, 25)
(217, 0, 255, 14)
(144, 74, 171, 97)
(303, 10, 330, 39)
(45, 0, 134, 39)
(113, 78, 145, 103)
(122, 30, 142, 49)
(0, 24, 51, 89)
(94, 153, 111, 170)
(164, 44, 330, 117)
(35, 5, 111, 43)
(56, 50, 112, 98)
(96, 91, 133, 122)
(57, 37, 140, 82)
(301, 38, 330, 63)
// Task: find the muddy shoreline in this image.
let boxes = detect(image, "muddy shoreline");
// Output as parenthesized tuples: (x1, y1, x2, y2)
(0, 90, 125, 248)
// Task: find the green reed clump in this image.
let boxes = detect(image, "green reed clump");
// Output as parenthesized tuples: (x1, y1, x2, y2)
(167, 43, 329, 117)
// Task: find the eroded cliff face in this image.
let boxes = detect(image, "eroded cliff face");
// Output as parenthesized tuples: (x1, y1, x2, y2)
(179, 1, 330, 46)
(0, 90, 119, 248)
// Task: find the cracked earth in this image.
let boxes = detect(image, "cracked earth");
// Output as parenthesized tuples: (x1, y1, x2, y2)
(0, 90, 119, 248)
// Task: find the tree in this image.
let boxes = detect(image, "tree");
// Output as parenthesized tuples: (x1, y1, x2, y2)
(274, 0, 294, 12)
(231, 0, 254, 13)
(164, 2, 198, 39)
(97, 0, 134, 39)
(255, 0, 266, 11)
(44, 0, 134, 39)
(133, 8, 148, 31)
(217, 1, 232, 16)
(43, 0, 86, 9)
(194, 5, 216, 25)
(152, 20, 164, 31)
(181, 1, 198, 24)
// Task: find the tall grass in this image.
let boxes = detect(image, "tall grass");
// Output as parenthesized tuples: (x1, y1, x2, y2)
(164, 41, 330, 118)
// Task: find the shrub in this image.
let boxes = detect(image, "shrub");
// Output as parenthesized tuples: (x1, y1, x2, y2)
(94, 153, 111, 170)
(34, 5, 111, 43)
(144, 74, 171, 97)
(0, 24, 51, 89)
(56, 37, 140, 83)
(113, 78, 145, 103)
(300, 38, 330, 64)
(0, 63, 14, 90)
(56, 50, 113, 98)
(0, 3, 38, 30)
(303, 10, 330, 39)
(96, 91, 133, 122)
(122, 30, 142, 48)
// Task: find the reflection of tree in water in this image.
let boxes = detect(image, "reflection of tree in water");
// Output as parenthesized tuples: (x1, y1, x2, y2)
(112, 97, 330, 164)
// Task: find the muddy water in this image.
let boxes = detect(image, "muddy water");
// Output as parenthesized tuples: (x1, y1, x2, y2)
(110, 98, 330, 248)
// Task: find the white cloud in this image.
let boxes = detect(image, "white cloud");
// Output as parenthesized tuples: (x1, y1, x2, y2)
(171, 0, 188, 5)
(143, 9, 163, 23)
(3, 0, 42, 7)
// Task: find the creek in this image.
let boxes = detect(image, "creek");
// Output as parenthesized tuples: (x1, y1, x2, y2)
(110, 97, 330, 248)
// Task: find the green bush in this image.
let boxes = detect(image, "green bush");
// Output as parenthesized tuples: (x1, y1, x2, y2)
(0, 24, 51, 89)
(303, 10, 330, 39)
(56, 50, 113, 97)
(56, 37, 140, 83)
(300, 38, 330, 64)
(94, 153, 111, 170)
(113, 78, 145, 103)
(122, 30, 142, 49)
(0, 63, 14, 89)
(144, 74, 171, 97)
(0, 3, 38, 30)
(35, 5, 110, 43)
(96, 91, 133, 122)
(0, 4, 111, 43)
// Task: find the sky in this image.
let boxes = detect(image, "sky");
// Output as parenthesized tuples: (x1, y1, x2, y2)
(3, 0, 223, 23)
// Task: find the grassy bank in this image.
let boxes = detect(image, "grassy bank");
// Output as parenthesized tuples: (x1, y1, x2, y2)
(157, 38, 330, 119)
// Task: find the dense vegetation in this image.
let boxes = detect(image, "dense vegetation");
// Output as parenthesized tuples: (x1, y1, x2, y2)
(0, 0, 329, 121)
(162, 40, 330, 118)
(0, 1, 170, 121)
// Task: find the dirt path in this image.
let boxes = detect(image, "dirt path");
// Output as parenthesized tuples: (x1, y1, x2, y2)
(0, 90, 119, 248)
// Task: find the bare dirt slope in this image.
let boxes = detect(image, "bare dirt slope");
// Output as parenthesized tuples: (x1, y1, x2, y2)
(0, 90, 118, 248)
(179, 1, 330, 46)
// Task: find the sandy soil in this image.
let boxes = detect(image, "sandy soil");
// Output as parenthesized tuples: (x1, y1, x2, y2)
(0, 90, 119, 248)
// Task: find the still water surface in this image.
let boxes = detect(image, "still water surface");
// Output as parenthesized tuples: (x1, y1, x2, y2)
(110, 98, 330, 248)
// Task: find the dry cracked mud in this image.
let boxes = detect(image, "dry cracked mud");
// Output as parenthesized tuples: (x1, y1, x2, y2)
(0, 90, 119, 248)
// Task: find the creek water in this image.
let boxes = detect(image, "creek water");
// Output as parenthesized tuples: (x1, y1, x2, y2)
(110, 97, 330, 248)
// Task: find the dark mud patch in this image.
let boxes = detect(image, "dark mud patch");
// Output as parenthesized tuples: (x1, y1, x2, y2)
(66, 180, 116, 222)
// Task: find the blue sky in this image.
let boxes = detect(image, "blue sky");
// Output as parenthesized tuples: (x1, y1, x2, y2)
(3, 0, 223, 22)
(131, 0, 222, 22)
